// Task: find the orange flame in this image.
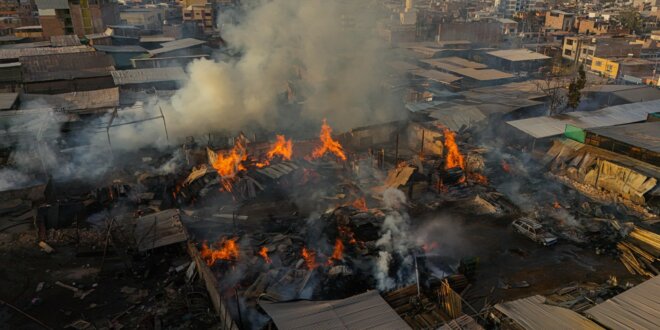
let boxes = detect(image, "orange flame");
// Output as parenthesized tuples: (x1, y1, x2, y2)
(351, 197, 368, 211)
(259, 246, 271, 264)
(338, 225, 359, 245)
(200, 237, 239, 266)
(468, 173, 488, 185)
(422, 242, 439, 252)
(443, 128, 464, 170)
(267, 135, 293, 161)
(301, 247, 318, 269)
(553, 200, 561, 209)
(311, 119, 347, 161)
(327, 239, 344, 265)
(211, 141, 247, 178)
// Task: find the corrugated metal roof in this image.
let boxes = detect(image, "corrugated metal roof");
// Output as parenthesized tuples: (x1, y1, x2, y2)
(421, 59, 513, 81)
(587, 122, 660, 153)
(0, 92, 18, 110)
(50, 35, 81, 47)
(495, 295, 602, 330)
(429, 105, 487, 131)
(21, 88, 119, 112)
(411, 69, 462, 84)
(20, 51, 115, 82)
(35, 0, 68, 9)
(613, 87, 660, 103)
(585, 276, 660, 330)
(0, 41, 52, 49)
(110, 67, 187, 85)
(487, 49, 550, 61)
(139, 36, 175, 43)
(0, 45, 93, 61)
(259, 290, 411, 330)
(134, 209, 188, 252)
(94, 45, 148, 53)
(507, 100, 660, 139)
(149, 38, 206, 56)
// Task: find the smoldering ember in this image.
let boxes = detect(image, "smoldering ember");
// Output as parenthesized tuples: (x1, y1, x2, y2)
(1, 1, 660, 330)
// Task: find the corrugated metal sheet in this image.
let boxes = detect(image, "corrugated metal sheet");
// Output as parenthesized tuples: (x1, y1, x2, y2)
(0, 45, 93, 61)
(21, 88, 119, 112)
(411, 69, 462, 84)
(111, 67, 187, 85)
(259, 290, 411, 330)
(134, 209, 188, 252)
(507, 100, 660, 139)
(20, 52, 115, 82)
(585, 276, 660, 330)
(487, 49, 550, 61)
(34, 0, 68, 9)
(588, 122, 660, 153)
(94, 45, 148, 53)
(429, 105, 487, 131)
(0, 41, 52, 49)
(0, 92, 18, 110)
(50, 35, 81, 47)
(495, 295, 602, 330)
(149, 38, 206, 56)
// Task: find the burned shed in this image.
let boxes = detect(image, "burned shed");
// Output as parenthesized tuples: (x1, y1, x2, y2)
(20, 51, 116, 94)
(111, 67, 187, 90)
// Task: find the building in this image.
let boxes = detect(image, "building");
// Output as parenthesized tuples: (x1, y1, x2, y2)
(420, 57, 515, 88)
(13, 24, 41, 38)
(182, 3, 213, 34)
(35, 0, 119, 38)
(148, 38, 207, 58)
(437, 21, 502, 47)
(399, 0, 416, 25)
(20, 50, 115, 93)
(545, 10, 575, 32)
(590, 57, 620, 79)
(110, 67, 187, 90)
(562, 36, 642, 65)
(497, 18, 518, 36)
(577, 18, 626, 35)
(1, 0, 38, 26)
(484, 48, 551, 74)
(584, 122, 660, 166)
(93, 44, 147, 68)
(119, 8, 162, 33)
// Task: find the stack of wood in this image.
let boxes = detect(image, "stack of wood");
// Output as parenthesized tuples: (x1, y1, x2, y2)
(617, 226, 660, 278)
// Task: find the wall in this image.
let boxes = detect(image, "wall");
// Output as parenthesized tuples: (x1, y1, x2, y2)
(590, 57, 619, 79)
(437, 22, 501, 46)
(39, 15, 66, 37)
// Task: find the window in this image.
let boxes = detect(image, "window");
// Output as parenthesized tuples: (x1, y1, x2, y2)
(564, 49, 572, 56)
(606, 65, 613, 72)
(566, 39, 573, 45)
(595, 61, 602, 66)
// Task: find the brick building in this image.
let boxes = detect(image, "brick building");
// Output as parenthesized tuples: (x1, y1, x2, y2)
(35, 0, 119, 37)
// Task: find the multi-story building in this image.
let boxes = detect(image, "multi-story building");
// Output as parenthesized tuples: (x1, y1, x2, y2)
(120, 8, 162, 32)
(497, 0, 544, 17)
(182, 3, 213, 34)
(562, 35, 642, 66)
(35, 0, 119, 37)
(545, 10, 575, 32)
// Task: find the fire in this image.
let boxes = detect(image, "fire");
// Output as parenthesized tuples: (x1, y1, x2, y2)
(266, 135, 293, 161)
(210, 141, 247, 178)
(301, 247, 319, 269)
(468, 173, 488, 185)
(351, 197, 368, 211)
(422, 242, 439, 252)
(553, 200, 561, 209)
(311, 119, 347, 161)
(501, 160, 511, 173)
(338, 225, 359, 246)
(258, 246, 271, 264)
(443, 128, 464, 170)
(331, 239, 344, 261)
(200, 237, 240, 266)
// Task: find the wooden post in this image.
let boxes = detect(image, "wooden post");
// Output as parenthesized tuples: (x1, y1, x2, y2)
(420, 129, 425, 158)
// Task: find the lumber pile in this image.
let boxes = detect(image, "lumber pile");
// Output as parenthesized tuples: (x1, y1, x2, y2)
(618, 226, 660, 278)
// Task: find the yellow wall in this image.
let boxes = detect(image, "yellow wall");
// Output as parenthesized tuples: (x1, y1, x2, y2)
(591, 57, 619, 79)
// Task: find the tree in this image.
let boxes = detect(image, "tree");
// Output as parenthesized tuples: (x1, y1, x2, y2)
(619, 8, 644, 35)
(536, 73, 566, 115)
(567, 64, 586, 109)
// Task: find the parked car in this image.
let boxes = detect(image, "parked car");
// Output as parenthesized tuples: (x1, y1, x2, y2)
(511, 218, 558, 246)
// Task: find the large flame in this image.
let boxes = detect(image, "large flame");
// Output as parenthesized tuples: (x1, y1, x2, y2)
(443, 128, 464, 170)
(267, 135, 293, 161)
(311, 119, 347, 161)
(301, 247, 319, 269)
(330, 239, 344, 261)
(258, 246, 272, 264)
(468, 172, 488, 185)
(200, 237, 240, 266)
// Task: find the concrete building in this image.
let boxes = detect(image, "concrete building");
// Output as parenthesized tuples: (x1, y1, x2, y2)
(182, 3, 213, 34)
(120, 8, 162, 32)
(399, 0, 417, 25)
(35, 0, 119, 37)
(545, 10, 575, 32)
(562, 36, 642, 66)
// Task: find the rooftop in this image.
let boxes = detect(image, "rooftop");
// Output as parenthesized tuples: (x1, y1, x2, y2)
(259, 290, 411, 330)
(495, 295, 601, 329)
(506, 99, 660, 139)
(585, 275, 660, 329)
(486, 49, 551, 62)
(50, 35, 81, 47)
(110, 67, 187, 85)
(0, 92, 19, 110)
(20, 51, 115, 82)
(94, 45, 148, 53)
(587, 122, 660, 153)
(0, 45, 93, 61)
(21, 88, 119, 113)
(410, 69, 462, 84)
(149, 38, 206, 56)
